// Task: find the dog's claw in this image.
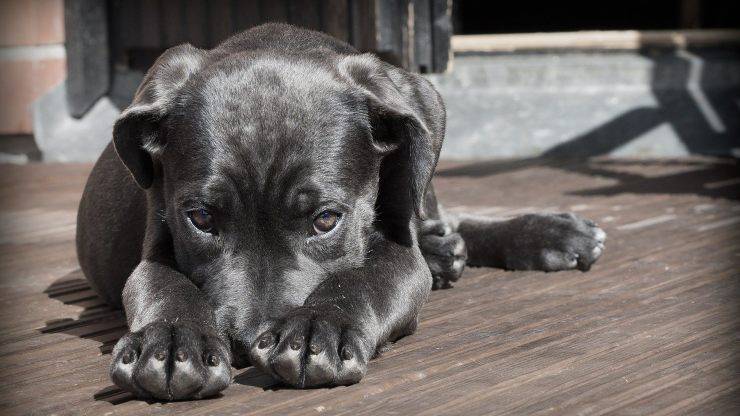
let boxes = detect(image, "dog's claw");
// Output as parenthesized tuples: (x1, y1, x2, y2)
(206, 354, 220, 367)
(121, 349, 136, 364)
(257, 333, 274, 349)
(340, 346, 354, 361)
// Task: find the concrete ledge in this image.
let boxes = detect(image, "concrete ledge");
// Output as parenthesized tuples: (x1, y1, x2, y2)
(426, 49, 740, 159)
(33, 82, 118, 162)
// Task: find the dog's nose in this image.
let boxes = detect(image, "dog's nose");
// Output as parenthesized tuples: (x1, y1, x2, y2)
(230, 337, 253, 368)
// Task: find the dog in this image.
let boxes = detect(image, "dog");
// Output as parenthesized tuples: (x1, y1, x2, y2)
(76, 23, 606, 400)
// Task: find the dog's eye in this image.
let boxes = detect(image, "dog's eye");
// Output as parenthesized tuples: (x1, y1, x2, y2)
(313, 210, 341, 234)
(187, 208, 215, 233)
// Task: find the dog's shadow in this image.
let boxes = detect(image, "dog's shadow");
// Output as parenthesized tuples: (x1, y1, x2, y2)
(41, 270, 126, 354)
(40, 270, 137, 404)
(40, 269, 287, 405)
(233, 367, 279, 390)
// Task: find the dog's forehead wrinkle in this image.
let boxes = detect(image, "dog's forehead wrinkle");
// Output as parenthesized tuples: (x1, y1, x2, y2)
(204, 55, 339, 102)
(182, 60, 372, 187)
(197, 57, 351, 139)
(208, 130, 352, 197)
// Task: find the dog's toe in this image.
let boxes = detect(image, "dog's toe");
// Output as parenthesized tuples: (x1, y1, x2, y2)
(592, 226, 607, 244)
(110, 343, 139, 393)
(541, 250, 579, 271)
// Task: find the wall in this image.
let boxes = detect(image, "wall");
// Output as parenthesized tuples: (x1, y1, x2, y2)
(0, 0, 66, 134)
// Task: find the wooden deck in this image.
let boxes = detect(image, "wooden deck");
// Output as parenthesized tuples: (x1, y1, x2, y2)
(0, 158, 738, 415)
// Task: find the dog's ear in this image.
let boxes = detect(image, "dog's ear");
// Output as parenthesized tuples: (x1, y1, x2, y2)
(339, 54, 444, 224)
(113, 44, 206, 189)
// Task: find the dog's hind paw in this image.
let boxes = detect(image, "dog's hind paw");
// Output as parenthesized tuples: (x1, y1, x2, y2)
(419, 220, 468, 289)
(110, 321, 231, 401)
(503, 213, 606, 272)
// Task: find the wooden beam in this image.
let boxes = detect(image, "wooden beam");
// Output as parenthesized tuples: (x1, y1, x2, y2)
(374, 0, 409, 68)
(680, 0, 702, 29)
(451, 29, 740, 53)
(350, 0, 375, 52)
(289, 0, 321, 31)
(64, 0, 110, 118)
(321, 0, 350, 43)
(413, 0, 433, 73)
(430, 0, 451, 72)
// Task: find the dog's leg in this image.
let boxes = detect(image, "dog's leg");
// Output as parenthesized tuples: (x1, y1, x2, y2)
(452, 212, 606, 272)
(109, 261, 231, 400)
(248, 237, 431, 388)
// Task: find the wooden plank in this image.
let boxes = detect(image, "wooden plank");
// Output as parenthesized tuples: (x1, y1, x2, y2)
(232, 0, 261, 32)
(374, 0, 410, 68)
(161, 0, 186, 46)
(321, 0, 350, 42)
(207, 0, 234, 46)
(183, 0, 208, 47)
(413, 0, 433, 73)
(110, 0, 139, 50)
(680, 0, 702, 29)
(138, 0, 163, 49)
(430, 0, 451, 72)
(350, 0, 376, 51)
(259, 0, 288, 23)
(288, 0, 321, 31)
(64, 0, 110, 117)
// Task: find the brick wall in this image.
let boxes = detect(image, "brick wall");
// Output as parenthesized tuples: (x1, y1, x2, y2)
(0, 0, 66, 134)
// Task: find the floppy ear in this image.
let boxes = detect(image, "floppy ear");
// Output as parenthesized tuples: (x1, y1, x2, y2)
(113, 44, 207, 189)
(339, 54, 445, 224)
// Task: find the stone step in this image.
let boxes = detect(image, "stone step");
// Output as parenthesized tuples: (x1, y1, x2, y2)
(426, 49, 740, 159)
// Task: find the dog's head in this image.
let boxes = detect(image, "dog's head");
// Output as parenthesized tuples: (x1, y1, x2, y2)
(112, 43, 443, 364)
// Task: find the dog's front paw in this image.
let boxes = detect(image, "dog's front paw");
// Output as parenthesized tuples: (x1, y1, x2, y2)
(250, 306, 369, 388)
(110, 321, 231, 400)
(506, 213, 606, 272)
(419, 219, 467, 289)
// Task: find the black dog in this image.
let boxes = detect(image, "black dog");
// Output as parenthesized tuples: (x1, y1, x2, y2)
(76, 23, 605, 400)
